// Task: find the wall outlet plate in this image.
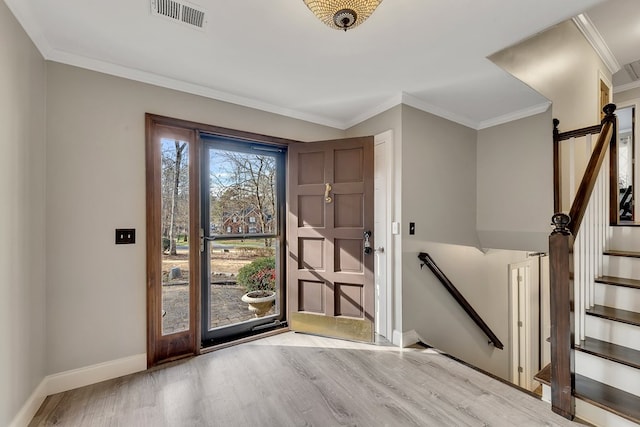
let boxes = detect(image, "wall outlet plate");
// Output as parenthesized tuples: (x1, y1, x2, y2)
(115, 228, 136, 244)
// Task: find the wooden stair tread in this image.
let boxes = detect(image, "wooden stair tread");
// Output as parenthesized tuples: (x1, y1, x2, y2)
(586, 305, 640, 327)
(534, 363, 551, 386)
(533, 364, 640, 423)
(595, 275, 640, 290)
(575, 337, 640, 370)
(604, 249, 640, 258)
(612, 221, 640, 227)
(575, 375, 640, 424)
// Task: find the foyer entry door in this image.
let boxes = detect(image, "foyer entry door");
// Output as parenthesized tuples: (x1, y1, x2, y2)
(288, 137, 375, 342)
(200, 135, 286, 345)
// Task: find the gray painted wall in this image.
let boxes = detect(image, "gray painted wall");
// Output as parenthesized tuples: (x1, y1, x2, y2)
(401, 105, 479, 248)
(403, 242, 529, 379)
(477, 109, 554, 252)
(397, 106, 532, 378)
(0, 2, 47, 425)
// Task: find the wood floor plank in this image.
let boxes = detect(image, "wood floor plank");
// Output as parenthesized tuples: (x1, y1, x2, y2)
(30, 332, 578, 426)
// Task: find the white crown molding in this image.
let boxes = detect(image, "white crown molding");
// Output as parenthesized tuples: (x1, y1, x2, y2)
(342, 93, 404, 129)
(573, 14, 621, 75)
(477, 101, 551, 130)
(45, 48, 347, 130)
(614, 79, 640, 94)
(401, 93, 479, 129)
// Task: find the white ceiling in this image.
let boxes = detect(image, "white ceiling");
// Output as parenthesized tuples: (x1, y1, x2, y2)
(6, 0, 636, 130)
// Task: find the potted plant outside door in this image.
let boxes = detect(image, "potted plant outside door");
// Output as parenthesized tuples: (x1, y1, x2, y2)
(238, 257, 276, 317)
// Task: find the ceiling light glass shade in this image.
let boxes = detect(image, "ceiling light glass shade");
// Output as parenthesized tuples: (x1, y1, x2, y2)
(303, 0, 382, 31)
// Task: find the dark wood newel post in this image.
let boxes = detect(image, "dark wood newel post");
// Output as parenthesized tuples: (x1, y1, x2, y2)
(549, 213, 575, 420)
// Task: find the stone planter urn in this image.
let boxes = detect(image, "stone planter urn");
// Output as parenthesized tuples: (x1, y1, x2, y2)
(241, 290, 276, 317)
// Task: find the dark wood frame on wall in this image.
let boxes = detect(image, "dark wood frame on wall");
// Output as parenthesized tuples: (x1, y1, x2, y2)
(145, 113, 296, 367)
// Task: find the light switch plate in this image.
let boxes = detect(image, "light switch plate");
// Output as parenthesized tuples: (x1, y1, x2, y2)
(115, 228, 136, 244)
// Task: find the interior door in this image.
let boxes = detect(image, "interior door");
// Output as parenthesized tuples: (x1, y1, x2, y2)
(509, 258, 541, 391)
(288, 136, 374, 342)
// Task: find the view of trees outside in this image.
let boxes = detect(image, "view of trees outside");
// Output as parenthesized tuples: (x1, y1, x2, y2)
(159, 141, 280, 335)
(206, 149, 279, 330)
(161, 139, 191, 335)
(208, 149, 277, 241)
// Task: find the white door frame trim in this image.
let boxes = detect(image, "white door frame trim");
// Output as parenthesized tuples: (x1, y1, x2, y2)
(374, 130, 394, 341)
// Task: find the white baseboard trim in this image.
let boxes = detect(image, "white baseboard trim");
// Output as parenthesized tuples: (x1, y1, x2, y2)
(46, 353, 147, 395)
(392, 329, 403, 347)
(9, 380, 48, 427)
(400, 330, 424, 348)
(10, 353, 147, 427)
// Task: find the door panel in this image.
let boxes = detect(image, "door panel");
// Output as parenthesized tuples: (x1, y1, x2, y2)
(288, 137, 374, 342)
(146, 120, 199, 367)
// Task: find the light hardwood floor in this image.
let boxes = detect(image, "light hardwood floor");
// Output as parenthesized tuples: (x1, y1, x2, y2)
(31, 332, 578, 426)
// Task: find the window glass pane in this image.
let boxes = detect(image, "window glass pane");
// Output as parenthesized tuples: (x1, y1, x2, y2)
(208, 237, 279, 329)
(161, 138, 190, 335)
(209, 149, 278, 236)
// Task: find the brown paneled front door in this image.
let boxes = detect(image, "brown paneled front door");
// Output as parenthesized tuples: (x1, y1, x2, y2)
(288, 137, 375, 342)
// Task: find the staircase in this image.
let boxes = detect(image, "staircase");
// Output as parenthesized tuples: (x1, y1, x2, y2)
(537, 224, 640, 426)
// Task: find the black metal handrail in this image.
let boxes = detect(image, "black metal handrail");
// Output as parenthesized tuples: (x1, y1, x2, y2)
(418, 252, 504, 350)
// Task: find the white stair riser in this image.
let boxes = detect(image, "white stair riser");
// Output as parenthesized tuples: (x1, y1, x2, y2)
(541, 384, 551, 403)
(576, 399, 639, 427)
(595, 282, 640, 313)
(576, 351, 640, 397)
(586, 316, 640, 352)
(608, 227, 640, 253)
(542, 384, 638, 427)
(603, 255, 640, 280)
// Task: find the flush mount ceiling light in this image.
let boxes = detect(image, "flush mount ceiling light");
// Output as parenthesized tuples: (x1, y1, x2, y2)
(303, 0, 382, 31)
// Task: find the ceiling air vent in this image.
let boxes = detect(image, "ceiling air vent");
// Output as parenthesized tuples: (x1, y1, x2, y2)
(624, 60, 640, 82)
(151, 0, 207, 30)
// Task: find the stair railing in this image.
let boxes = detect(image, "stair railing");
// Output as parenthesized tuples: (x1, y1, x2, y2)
(549, 103, 617, 420)
(418, 252, 504, 349)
